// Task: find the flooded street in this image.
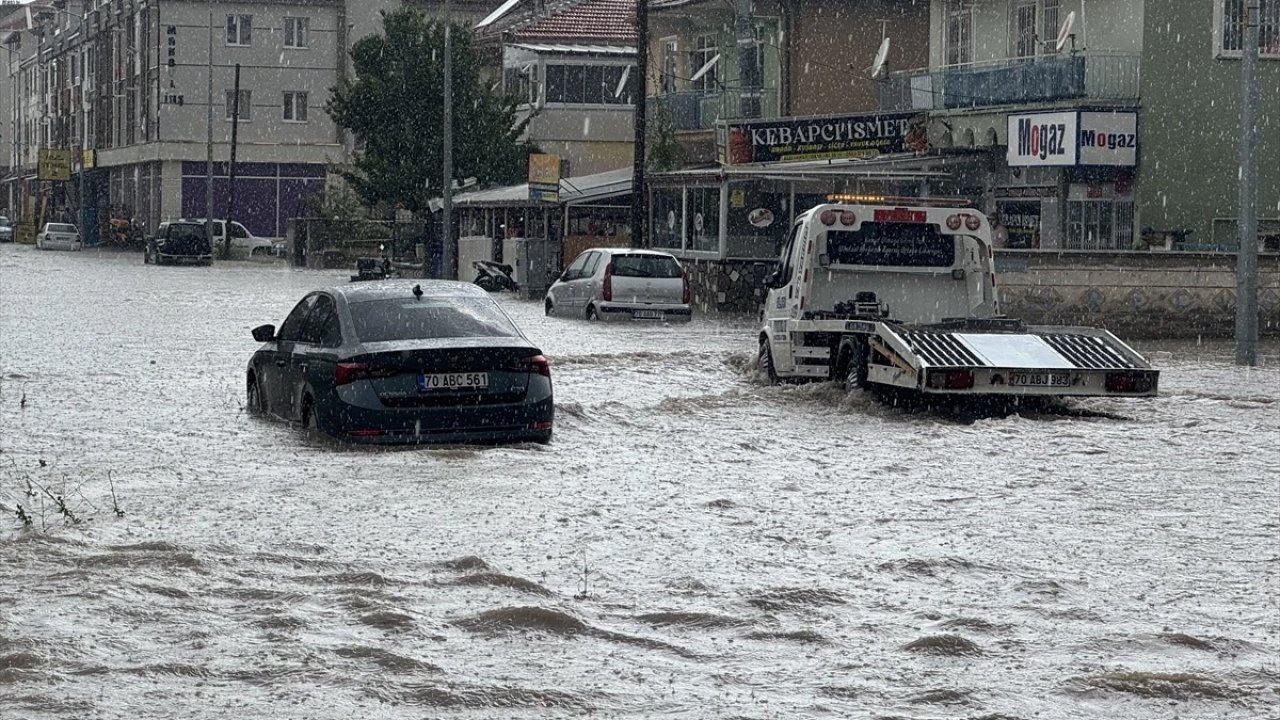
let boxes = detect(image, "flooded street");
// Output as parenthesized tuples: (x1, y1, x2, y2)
(1, 245, 1277, 719)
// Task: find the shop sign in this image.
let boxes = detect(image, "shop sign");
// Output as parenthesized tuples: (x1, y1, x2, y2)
(718, 112, 928, 165)
(1078, 111, 1137, 166)
(997, 201, 1042, 249)
(1007, 111, 1078, 166)
(1007, 111, 1138, 167)
(38, 149, 72, 181)
(528, 153, 560, 203)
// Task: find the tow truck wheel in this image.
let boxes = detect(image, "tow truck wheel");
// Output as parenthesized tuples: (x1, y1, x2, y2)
(842, 339, 870, 391)
(758, 338, 779, 385)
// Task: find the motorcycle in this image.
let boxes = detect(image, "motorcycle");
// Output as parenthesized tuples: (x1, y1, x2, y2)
(472, 260, 518, 292)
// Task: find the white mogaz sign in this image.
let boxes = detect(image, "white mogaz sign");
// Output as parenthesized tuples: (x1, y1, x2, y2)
(1007, 111, 1078, 166)
(1007, 111, 1138, 167)
(1078, 111, 1138, 166)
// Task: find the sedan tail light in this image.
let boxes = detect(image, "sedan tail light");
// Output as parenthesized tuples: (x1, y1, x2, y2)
(602, 263, 614, 301)
(335, 363, 399, 386)
(526, 354, 551, 378)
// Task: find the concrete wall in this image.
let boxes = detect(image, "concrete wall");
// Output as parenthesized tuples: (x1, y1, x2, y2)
(1139, 3, 1280, 246)
(789, 0, 929, 116)
(689, 250, 1280, 339)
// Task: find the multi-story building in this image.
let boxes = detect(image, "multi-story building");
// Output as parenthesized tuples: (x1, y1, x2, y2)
(1140, 1, 1279, 250)
(877, 0, 1144, 251)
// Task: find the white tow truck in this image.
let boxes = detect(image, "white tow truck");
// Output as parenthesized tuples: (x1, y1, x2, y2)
(758, 199, 1158, 399)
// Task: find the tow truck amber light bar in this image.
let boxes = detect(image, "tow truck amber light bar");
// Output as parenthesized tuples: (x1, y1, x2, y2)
(826, 194, 975, 207)
(926, 369, 975, 390)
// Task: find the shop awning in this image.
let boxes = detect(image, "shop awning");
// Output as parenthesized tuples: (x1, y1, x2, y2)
(453, 167, 632, 209)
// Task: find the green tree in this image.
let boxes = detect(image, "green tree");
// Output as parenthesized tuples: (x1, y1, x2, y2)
(327, 10, 533, 212)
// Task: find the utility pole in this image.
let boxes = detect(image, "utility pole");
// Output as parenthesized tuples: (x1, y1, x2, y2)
(442, 18, 454, 279)
(1235, 0, 1260, 366)
(224, 62, 240, 259)
(205, 6, 214, 250)
(630, 0, 647, 248)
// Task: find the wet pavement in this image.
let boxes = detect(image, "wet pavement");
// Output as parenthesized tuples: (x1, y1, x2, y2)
(1, 244, 1277, 719)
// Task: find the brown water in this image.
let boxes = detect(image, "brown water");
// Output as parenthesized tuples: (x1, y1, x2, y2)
(2, 245, 1277, 719)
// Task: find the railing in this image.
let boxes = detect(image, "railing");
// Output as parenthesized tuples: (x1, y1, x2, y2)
(879, 53, 1140, 112)
(646, 88, 781, 131)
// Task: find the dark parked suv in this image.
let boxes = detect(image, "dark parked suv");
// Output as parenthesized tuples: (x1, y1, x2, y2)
(145, 221, 213, 265)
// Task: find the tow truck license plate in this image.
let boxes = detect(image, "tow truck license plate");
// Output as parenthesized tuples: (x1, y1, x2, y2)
(1009, 371, 1071, 387)
(418, 372, 489, 391)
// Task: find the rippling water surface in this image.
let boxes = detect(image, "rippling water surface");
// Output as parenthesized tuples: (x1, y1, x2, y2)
(1, 246, 1277, 719)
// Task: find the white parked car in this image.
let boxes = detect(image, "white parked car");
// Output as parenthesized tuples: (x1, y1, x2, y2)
(181, 218, 277, 258)
(36, 222, 82, 251)
(544, 248, 691, 322)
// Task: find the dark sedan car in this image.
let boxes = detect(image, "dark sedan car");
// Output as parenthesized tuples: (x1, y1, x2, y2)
(246, 280, 553, 444)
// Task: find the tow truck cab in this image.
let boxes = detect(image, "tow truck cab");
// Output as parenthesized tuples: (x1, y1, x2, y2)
(762, 202, 1000, 379)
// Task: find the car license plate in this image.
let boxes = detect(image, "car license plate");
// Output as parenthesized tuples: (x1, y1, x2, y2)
(1009, 371, 1072, 387)
(633, 310, 663, 319)
(418, 372, 489, 391)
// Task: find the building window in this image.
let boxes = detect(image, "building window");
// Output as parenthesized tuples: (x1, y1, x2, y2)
(283, 91, 308, 121)
(225, 89, 251, 120)
(1218, 0, 1280, 57)
(945, 1, 973, 65)
(542, 64, 632, 105)
(1011, 0, 1038, 59)
(1067, 199, 1133, 250)
(660, 38, 679, 93)
(284, 17, 309, 49)
(1041, 0, 1061, 53)
(226, 15, 252, 46)
(691, 34, 718, 93)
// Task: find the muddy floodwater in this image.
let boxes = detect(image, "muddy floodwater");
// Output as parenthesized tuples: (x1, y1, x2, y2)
(1, 245, 1277, 719)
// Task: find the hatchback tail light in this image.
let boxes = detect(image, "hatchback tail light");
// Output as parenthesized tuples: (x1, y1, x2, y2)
(682, 269, 691, 304)
(602, 263, 614, 301)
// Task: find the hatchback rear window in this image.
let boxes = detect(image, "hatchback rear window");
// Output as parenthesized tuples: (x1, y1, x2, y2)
(611, 254, 682, 278)
(349, 297, 519, 342)
(47, 224, 77, 233)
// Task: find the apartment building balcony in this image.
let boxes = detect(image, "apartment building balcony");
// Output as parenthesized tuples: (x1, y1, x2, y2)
(879, 52, 1140, 112)
(646, 88, 781, 131)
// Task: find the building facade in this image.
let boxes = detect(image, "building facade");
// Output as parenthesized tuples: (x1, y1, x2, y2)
(1139, 0, 1280, 250)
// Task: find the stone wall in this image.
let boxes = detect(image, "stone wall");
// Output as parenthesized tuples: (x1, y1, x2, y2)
(686, 251, 1280, 339)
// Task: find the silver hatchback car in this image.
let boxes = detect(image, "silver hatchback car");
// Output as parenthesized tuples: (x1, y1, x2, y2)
(544, 248, 691, 322)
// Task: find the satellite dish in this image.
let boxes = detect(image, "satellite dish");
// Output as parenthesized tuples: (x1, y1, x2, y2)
(476, 0, 523, 29)
(869, 37, 891, 79)
(689, 53, 720, 83)
(614, 64, 631, 98)
(1055, 11, 1077, 52)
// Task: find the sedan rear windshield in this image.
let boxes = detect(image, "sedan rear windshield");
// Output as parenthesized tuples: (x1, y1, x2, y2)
(47, 224, 77, 233)
(611, 254, 682, 278)
(349, 297, 519, 343)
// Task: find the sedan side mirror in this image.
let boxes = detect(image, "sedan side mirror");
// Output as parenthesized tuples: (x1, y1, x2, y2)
(252, 324, 277, 342)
